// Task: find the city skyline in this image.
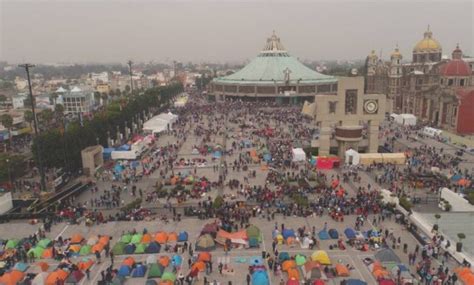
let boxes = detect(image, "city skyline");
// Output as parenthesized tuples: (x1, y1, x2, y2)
(1, 0, 473, 64)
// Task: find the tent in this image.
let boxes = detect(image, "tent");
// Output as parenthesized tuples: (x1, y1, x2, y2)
(345, 149, 360, 165)
(197, 252, 212, 262)
(249, 256, 264, 266)
(282, 229, 295, 239)
(131, 264, 147, 278)
(311, 251, 331, 265)
(142, 233, 152, 244)
(295, 255, 306, 266)
(28, 247, 44, 259)
(335, 263, 350, 276)
(454, 267, 474, 285)
(65, 270, 84, 284)
(344, 228, 357, 239)
(358, 153, 384, 165)
(46, 270, 68, 285)
(145, 242, 161, 253)
(112, 243, 126, 255)
(69, 244, 81, 253)
(131, 234, 143, 244)
(120, 234, 132, 244)
(278, 252, 290, 262)
(328, 229, 339, 239)
(246, 225, 262, 242)
(201, 223, 218, 236)
(77, 259, 94, 271)
(375, 248, 401, 264)
(168, 232, 178, 243)
(195, 234, 216, 251)
(292, 148, 306, 162)
(98, 236, 110, 246)
(318, 230, 330, 240)
(87, 236, 99, 246)
(287, 278, 299, 285)
(32, 272, 48, 285)
(252, 271, 269, 285)
(191, 261, 206, 272)
(378, 280, 396, 285)
(216, 229, 248, 245)
(282, 260, 297, 271)
(148, 263, 164, 278)
(37, 262, 49, 272)
(304, 261, 321, 272)
(161, 272, 176, 282)
(5, 239, 19, 249)
(134, 243, 146, 254)
(37, 239, 51, 249)
(313, 280, 326, 285)
(346, 279, 368, 285)
(249, 237, 259, 248)
(172, 255, 183, 267)
(315, 156, 340, 169)
(155, 232, 168, 244)
(177, 231, 188, 242)
(394, 113, 417, 126)
(70, 234, 83, 244)
(110, 276, 125, 285)
(124, 244, 136, 254)
(92, 243, 104, 254)
(118, 265, 131, 277)
(287, 268, 300, 280)
(122, 257, 135, 267)
(0, 270, 25, 285)
(159, 256, 170, 267)
(13, 262, 29, 272)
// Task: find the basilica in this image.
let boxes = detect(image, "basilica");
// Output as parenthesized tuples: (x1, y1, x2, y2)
(365, 27, 474, 134)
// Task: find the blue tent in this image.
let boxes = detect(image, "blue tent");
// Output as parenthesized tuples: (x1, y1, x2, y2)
(318, 230, 330, 240)
(249, 256, 263, 266)
(451, 174, 462, 182)
(13, 262, 28, 272)
(252, 271, 269, 285)
(278, 252, 290, 262)
(172, 255, 182, 266)
(131, 264, 147, 278)
(124, 244, 136, 254)
(346, 279, 367, 285)
(329, 229, 339, 239)
(344, 227, 357, 239)
(249, 237, 259, 248)
(213, 151, 222, 158)
(282, 229, 295, 239)
(263, 153, 272, 162)
(114, 164, 124, 174)
(178, 231, 188, 242)
(118, 265, 131, 277)
(145, 242, 160, 253)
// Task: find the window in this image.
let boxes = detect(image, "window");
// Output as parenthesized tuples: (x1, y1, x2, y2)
(460, 79, 465, 86)
(329, 101, 337, 114)
(345, 90, 357, 115)
(448, 79, 454, 86)
(440, 78, 444, 85)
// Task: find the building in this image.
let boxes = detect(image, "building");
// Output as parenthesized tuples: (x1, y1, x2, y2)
(96, 83, 110, 94)
(210, 32, 385, 156)
(365, 27, 474, 134)
(90, 72, 109, 83)
(12, 94, 27, 109)
(62, 87, 94, 115)
(209, 32, 338, 104)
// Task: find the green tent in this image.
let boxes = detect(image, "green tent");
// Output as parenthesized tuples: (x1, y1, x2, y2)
(147, 263, 164, 278)
(37, 239, 51, 249)
(5, 239, 19, 249)
(246, 225, 262, 242)
(295, 254, 306, 266)
(80, 245, 92, 255)
(131, 234, 143, 244)
(28, 247, 44, 258)
(161, 272, 176, 282)
(134, 243, 146, 254)
(120, 234, 132, 244)
(112, 243, 126, 255)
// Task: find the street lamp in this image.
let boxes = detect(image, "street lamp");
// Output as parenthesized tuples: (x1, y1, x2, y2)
(6, 158, 12, 191)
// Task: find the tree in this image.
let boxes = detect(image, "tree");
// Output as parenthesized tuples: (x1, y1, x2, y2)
(101, 93, 108, 106)
(0, 95, 7, 103)
(0, 114, 13, 149)
(38, 109, 54, 126)
(93, 91, 101, 103)
(116, 89, 121, 97)
(50, 93, 58, 106)
(125, 85, 131, 94)
(24, 110, 34, 128)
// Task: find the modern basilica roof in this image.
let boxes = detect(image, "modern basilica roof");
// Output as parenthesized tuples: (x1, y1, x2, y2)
(213, 32, 337, 85)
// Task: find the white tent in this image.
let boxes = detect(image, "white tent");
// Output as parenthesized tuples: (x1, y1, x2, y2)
(394, 113, 417, 126)
(143, 112, 178, 134)
(344, 149, 360, 165)
(292, 148, 306, 162)
(32, 272, 48, 285)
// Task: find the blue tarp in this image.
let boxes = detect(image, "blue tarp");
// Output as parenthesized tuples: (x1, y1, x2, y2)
(118, 265, 131, 277)
(346, 279, 367, 285)
(118, 144, 131, 151)
(252, 271, 269, 285)
(103, 148, 114, 159)
(124, 244, 136, 254)
(213, 151, 222, 158)
(178, 231, 188, 242)
(318, 230, 330, 240)
(145, 242, 160, 253)
(282, 229, 295, 239)
(329, 229, 339, 239)
(172, 255, 182, 266)
(344, 228, 357, 239)
(131, 264, 147, 277)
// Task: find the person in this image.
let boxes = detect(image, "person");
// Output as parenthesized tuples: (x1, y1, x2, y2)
(95, 250, 101, 263)
(110, 251, 114, 265)
(178, 272, 185, 285)
(218, 262, 223, 274)
(246, 273, 251, 285)
(85, 268, 90, 280)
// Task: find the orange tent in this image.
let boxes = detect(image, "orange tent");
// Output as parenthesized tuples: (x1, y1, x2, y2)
(304, 261, 320, 272)
(69, 245, 81, 253)
(142, 233, 152, 243)
(71, 234, 84, 244)
(455, 267, 474, 284)
(286, 237, 295, 245)
(198, 252, 212, 262)
(37, 262, 49, 272)
(160, 281, 174, 285)
(122, 257, 135, 267)
(287, 267, 300, 280)
(216, 229, 248, 240)
(46, 270, 68, 285)
(42, 247, 53, 258)
(155, 232, 168, 244)
(191, 261, 206, 272)
(168, 232, 178, 242)
(92, 243, 104, 253)
(159, 256, 170, 267)
(282, 260, 297, 271)
(458, 179, 470, 186)
(78, 259, 94, 270)
(335, 263, 349, 277)
(98, 236, 110, 246)
(0, 270, 25, 285)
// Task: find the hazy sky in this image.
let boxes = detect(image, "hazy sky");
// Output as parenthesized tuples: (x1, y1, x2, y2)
(1, 0, 473, 64)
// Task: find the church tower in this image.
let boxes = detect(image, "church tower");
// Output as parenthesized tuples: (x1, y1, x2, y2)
(389, 45, 403, 112)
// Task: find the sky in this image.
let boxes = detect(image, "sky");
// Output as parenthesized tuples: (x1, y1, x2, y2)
(0, 0, 473, 64)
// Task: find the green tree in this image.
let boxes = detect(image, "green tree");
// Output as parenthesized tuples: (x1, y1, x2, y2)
(0, 154, 26, 183)
(24, 110, 34, 128)
(0, 114, 14, 148)
(38, 109, 54, 126)
(125, 85, 131, 94)
(0, 95, 7, 103)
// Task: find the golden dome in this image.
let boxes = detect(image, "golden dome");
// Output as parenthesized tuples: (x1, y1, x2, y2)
(391, 46, 402, 58)
(413, 28, 441, 52)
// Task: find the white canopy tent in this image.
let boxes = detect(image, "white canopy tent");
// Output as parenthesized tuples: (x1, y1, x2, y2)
(344, 149, 360, 165)
(292, 148, 306, 162)
(143, 112, 178, 134)
(393, 113, 417, 126)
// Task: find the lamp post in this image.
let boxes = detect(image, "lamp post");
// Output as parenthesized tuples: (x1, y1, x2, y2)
(6, 158, 12, 191)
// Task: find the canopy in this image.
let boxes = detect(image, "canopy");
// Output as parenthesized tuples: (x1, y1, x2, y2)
(292, 148, 306, 162)
(311, 250, 331, 265)
(344, 227, 357, 239)
(216, 229, 248, 245)
(345, 149, 360, 165)
(148, 263, 164, 278)
(195, 234, 216, 251)
(131, 264, 147, 277)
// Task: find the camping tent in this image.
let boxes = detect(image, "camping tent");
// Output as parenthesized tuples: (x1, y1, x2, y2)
(112, 243, 125, 255)
(46, 270, 68, 285)
(252, 271, 269, 285)
(32, 272, 48, 285)
(134, 243, 146, 254)
(65, 270, 84, 284)
(375, 248, 401, 264)
(131, 264, 147, 277)
(328, 229, 339, 239)
(5, 239, 19, 249)
(311, 250, 331, 265)
(124, 244, 136, 254)
(148, 263, 164, 278)
(195, 234, 216, 251)
(246, 225, 262, 242)
(318, 230, 330, 240)
(345, 149, 360, 165)
(292, 148, 306, 162)
(178, 231, 188, 242)
(0, 270, 25, 285)
(344, 228, 357, 239)
(335, 263, 350, 276)
(215, 229, 248, 246)
(145, 242, 161, 253)
(118, 265, 131, 277)
(282, 229, 295, 239)
(346, 280, 368, 285)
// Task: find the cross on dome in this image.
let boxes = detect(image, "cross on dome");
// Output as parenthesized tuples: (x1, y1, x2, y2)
(261, 31, 287, 55)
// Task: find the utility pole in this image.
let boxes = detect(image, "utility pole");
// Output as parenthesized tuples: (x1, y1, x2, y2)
(19, 64, 47, 192)
(127, 60, 133, 95)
